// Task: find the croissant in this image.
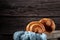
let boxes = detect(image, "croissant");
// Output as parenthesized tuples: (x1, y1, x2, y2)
(26, 21, 45, 33)
(39, 18, 56, 33)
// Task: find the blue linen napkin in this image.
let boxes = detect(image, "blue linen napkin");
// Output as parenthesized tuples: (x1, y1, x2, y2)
(13, 31, 47, 40)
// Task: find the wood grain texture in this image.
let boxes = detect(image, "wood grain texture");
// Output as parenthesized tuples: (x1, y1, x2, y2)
(0, 0, 60, 34)
(0, 17, 60, 34)
(0, 30, 60, 40)
(0, 0, 60, 40)
(0, 0, 60, 16)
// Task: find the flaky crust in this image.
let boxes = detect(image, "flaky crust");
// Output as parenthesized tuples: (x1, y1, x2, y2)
(39, 18, 56, 33)
(26, 21, 45, 33)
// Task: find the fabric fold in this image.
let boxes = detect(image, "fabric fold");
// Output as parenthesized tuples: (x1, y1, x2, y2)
(13, 31, 47, 40)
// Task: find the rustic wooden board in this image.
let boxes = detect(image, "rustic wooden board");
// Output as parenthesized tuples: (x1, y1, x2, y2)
(0, 30, 60, 40)
(0, 17, 60, 34)
(0, 0, 60, 16)
(47, 30, 60, 39)
(0, 0, 60, 40)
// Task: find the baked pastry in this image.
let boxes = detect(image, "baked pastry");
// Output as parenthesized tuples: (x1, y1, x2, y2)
(26, 21, 45, 33)
(39, 18, 56, 33)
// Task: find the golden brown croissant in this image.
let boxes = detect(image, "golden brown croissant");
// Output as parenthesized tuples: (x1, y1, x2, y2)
(26, 21, 45, 33)
(39, 18, 56, 33)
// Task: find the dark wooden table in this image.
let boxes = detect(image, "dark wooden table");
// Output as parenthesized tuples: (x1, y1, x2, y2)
(0, 0, 60, 40)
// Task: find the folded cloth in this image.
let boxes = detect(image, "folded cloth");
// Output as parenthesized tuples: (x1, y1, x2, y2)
(13, 31, 47, 40)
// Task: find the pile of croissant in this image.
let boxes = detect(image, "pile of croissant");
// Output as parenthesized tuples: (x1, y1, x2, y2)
(26, 18, 56, 34)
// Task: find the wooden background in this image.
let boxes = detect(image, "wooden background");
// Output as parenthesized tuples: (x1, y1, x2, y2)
(0, 0, 60, 40)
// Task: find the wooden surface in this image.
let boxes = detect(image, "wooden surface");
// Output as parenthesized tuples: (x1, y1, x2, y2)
(0, 0, 60, 34)
(0, 0, 60, 16)
(0, 16, 60, 34)
(0, 30, 60, 40)
(0, 0, 60, 40)
(47, 30, 60, 39)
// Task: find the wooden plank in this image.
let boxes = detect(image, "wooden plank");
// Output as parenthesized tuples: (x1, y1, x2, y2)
(0, 17, 60, 34)
(0, 30, 60, 40)
(1, 10, 60, 16)
(0, 0, 60, 16)
(0, 34, 12, 40)
(47, 30, 60, 39)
